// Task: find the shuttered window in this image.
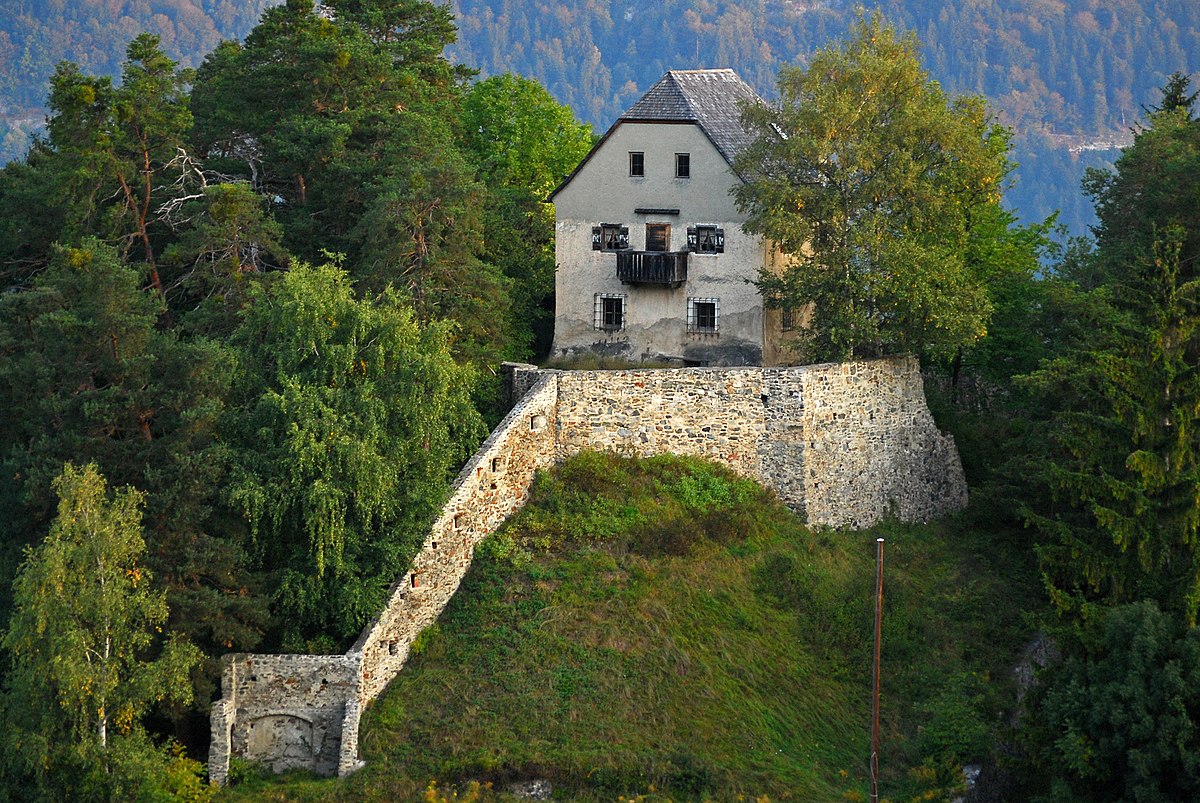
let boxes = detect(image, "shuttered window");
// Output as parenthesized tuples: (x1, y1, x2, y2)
(645, 223, 670, 252)
(686, 225, 725, 254)
(591, 224, 630, 251)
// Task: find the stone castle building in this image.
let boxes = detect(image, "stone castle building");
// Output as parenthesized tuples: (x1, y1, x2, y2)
(549, 69, 791, 367)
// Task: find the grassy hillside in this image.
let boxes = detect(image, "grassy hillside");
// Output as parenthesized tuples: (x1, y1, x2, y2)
(223, 452, 1040, 801)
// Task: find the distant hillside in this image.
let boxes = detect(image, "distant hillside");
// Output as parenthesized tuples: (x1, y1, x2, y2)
(0, 0, 279, 162)
(447, 0, 1199, 236)
(1, 0, 1195, 235)
(221, 452, 1041, 801)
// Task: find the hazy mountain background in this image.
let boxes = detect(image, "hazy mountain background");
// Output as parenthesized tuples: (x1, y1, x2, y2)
(1, 0, 1197, 238)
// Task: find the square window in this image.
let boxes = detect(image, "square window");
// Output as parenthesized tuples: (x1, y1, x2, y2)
(595, 293, 626, 331)
(629, 151, 644, 177)
(645, 223, 670, 252)
(675, 153, 690, 178)
(592, 223, 629, 251)
(688, 225, 725, 254)
(688, 297, 719, 334)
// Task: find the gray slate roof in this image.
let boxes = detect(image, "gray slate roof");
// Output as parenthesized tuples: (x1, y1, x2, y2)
(620, 69, 762, 165)
(547, 68, 762, 201)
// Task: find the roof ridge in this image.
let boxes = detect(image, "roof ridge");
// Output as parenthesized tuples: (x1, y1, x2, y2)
(663, 71, 700, 119)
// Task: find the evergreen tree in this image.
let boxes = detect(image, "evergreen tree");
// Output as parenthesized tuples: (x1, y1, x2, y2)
(1028, 601, 1200, 801)
(1025, 83, 1200, 624)
(0, 240, 267, 703)
(1147, 70, 1197, 117)
(47, 34, 193, 300)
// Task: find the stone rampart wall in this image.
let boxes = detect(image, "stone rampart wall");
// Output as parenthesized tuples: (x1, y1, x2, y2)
(352, 375, 561, 702)
(555, 368, 767, 477)
(792, 359, 968, 527)
(551, 358, 965, 528)
(210, 375, 562, 784)
(210, 357, 966, 783)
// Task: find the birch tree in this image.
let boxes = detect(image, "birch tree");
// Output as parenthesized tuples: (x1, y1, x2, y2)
(1, 463, 201, 797)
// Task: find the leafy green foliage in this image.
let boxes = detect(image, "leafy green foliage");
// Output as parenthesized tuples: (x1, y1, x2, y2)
(734, 14, 1011, 361)
(0, 463, 205, 801)
(0, 240, 267, 685)
(226, 261, 485, 649)
(1028, 601, 1200, 802)
(46, 34, 194, 298)
(161, 181, 290, 338)
(460, 74, 594, 361)
(189, 1, 545, 372)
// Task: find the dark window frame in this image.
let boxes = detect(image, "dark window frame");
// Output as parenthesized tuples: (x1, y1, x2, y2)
(596, 293, 626, 331)
(675, 152, 691, 178)
(629, 151, 645, 177)
(688, 297, 720, 334)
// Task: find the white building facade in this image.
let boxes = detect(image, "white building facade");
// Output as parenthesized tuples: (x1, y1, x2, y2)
(549, 69, 790, 367)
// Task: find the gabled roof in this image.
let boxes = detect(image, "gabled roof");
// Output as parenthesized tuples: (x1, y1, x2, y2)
(548, 68, 763, 201)
(620, 69, 762, 165)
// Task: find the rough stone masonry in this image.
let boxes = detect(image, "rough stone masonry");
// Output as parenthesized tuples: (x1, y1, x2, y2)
(208, 356, 967, 783)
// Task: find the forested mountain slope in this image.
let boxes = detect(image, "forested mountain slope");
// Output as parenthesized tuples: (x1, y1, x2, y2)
(1, 1, 1196, 234)
(447, 0, 1200, 235)
(0, 0, 277, 161)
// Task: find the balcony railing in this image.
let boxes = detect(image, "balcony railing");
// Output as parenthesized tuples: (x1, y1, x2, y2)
(616, 250, 689, 288)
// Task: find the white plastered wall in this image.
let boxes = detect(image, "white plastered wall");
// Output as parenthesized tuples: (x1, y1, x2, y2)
(552, 121, 776, 366)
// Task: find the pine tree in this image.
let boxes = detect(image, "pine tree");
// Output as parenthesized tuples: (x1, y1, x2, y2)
(1027, 81, 1200, 623)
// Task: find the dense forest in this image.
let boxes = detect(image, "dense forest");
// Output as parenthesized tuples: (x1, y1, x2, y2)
(1, 1, 1197, 234)
(0, 0, 1198, 800)
(0, 0, 278, 160)
(446, 0, 1199, 235)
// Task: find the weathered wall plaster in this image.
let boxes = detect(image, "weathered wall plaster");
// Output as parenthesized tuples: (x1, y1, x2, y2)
(209, 357, 966, 783)
(551, 121, 785, 366)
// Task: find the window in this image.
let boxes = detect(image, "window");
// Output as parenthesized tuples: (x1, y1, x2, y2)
(781, 306, 796, 332)
(645, 223, 670, 252)
(629, 151, 644, 177)
(595, 293, 626, 331)
(675, 152, 690, 178)
(686, 225, 725, 254)
(592, 223, 629, 251)
(688, 297, 719, 333)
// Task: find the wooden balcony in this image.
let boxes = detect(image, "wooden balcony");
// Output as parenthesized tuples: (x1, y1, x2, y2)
(616, 250, 689, 288)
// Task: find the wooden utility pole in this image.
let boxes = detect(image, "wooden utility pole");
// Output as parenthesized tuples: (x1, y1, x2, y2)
(871, 537, 884, 803)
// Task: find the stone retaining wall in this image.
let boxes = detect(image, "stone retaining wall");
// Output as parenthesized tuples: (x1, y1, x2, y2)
(209, 357, 966, 783)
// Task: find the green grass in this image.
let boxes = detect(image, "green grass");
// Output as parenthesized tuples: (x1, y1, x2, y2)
(221, 452, 1040, 802)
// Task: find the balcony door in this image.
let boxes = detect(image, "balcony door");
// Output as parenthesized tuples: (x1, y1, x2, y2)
(645, 223, 670, 252)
